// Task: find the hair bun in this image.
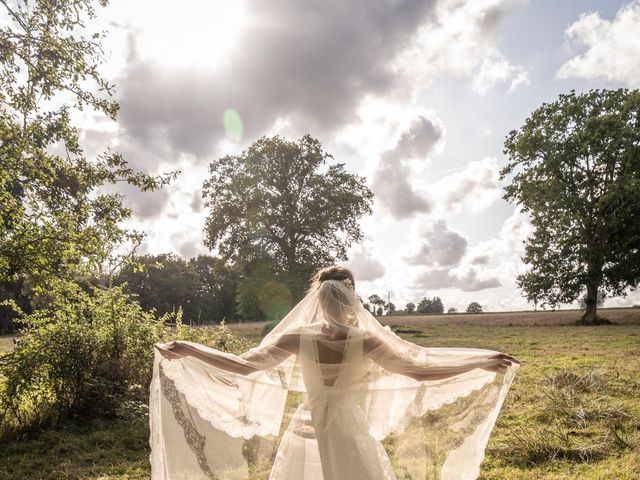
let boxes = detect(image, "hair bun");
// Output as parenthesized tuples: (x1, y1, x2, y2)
(309, 265, 355, 291)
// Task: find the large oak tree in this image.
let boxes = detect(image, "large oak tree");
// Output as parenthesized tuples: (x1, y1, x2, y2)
(501, 89, 640, 324)
(202, 134, 373, 304)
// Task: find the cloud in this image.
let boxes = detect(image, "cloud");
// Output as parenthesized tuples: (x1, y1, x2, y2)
(472, 50, 530, 95)
(431, 156, 502, 216)
(112, 0, 528, 165)
(557, 1, 640, 87)
(176, 239, 205, 259)
(116, 182, 171, 220)
(401, 0, 529, 96)
(412, 266, 501, 291)
(115, 0, 440, 160)
(344, 240, 386, 282)
(471, 254, 490, 265)
(190, 190, 203, 213)
(372, 113, 445, 219)
(404, 220, 468, 267)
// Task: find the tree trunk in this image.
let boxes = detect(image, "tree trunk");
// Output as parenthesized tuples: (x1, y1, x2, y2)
(581, 282, 598, 325)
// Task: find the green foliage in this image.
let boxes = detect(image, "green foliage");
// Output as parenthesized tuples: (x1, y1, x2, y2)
(501, 88, 640, 323)
(260, 319, 280, 337)
(0, 280, 166, 439)
(405, 302, 415, 314)
(0, 0, 177, 290)
(416, 296, 444, 314)
(466, 301, 482, 313)
(368, 294, 385, 313)
(202, 134, 374, 301)
(386, 302, 396, 315)
(235, 257, 301, 322)
(114, 253, 240, 324)
(171, 306, 252, 356)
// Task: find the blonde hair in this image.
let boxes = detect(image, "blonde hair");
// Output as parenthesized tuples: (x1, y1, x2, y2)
(309, 266, 357, 326)
(308, 265, 355, 291)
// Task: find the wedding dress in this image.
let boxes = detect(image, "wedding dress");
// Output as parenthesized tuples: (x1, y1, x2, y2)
(150, 279, 519, 480)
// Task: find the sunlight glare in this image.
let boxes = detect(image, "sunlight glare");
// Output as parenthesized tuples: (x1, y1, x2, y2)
(133, 0, 246, 69)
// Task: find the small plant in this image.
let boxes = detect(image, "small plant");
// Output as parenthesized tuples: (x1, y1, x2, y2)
(169, 307, 252, 355)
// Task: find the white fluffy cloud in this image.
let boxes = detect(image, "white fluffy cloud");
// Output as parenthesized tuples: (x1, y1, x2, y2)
(430, 157, 503, 217)
(401, 0, 530, 95)
(412, 266, 501, 292)
(343, 239, 386, 282)
(401, 218, 501, 293)
(372, 113, 446, 219)
(404, 220, 468, 267)
(557, 1, 640, 86)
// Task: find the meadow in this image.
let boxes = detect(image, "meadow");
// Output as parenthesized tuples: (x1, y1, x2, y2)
(0, 307, 638, 479)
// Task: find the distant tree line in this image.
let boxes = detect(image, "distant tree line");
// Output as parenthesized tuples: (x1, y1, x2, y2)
(114, 254, 240, 324)
(361, 294, 482, 315)
(362, 295, 484, 316)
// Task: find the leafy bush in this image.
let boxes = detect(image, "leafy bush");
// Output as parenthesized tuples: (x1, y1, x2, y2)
(170, 306, 252, 355)
(0, 280, 166, 439)
(260, 319, 280, 338)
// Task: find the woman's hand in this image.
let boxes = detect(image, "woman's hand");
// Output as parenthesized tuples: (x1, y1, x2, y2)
(154, 341, 183, 360)
(484, 352, 521, 374)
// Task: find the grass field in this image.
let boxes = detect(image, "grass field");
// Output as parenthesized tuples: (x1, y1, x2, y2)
(1, 308, 639, 479)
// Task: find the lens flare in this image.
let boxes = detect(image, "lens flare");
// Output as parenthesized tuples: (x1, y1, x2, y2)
(223, 108, 244, 142)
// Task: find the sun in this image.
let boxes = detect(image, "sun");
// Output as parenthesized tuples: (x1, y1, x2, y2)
(128, 0, 246, 69)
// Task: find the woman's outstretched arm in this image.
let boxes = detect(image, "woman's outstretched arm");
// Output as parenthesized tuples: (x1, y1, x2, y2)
(364, 334, 520, 381)
(154, 334, 299, 375)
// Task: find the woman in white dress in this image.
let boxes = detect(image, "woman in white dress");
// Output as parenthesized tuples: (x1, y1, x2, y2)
(152, 266, 519, 480)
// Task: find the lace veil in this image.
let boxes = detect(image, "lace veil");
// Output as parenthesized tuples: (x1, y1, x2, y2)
(150, 278, 519, 479)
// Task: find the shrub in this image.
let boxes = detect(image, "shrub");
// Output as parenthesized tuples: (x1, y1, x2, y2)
(0, 280, 166, 439)
(260, 319, 280, 338)
(171, 307, 252, 355)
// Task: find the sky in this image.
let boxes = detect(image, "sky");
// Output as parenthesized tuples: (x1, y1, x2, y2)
(68, 0, 640, 311)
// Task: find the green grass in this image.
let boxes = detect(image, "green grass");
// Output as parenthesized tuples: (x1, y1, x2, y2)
(1, 308, 639, 479)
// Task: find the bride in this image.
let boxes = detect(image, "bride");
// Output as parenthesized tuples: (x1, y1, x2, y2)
(151, 266, 520, 480)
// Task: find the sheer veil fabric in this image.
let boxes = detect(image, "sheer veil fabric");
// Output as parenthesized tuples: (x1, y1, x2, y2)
(150, 279, 519, 479)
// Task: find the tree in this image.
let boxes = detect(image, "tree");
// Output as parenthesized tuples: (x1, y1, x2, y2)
(202, 135, 373, 301)
(114, 254, 240, 324)
(447, 307, 457, 314)
(416, 297, 432, 314)
(386, 302, 396, 315)
(431, 296, 444, 314)
(0, 0, 176, 292)
(579, 289, 605, 310)
(466, 302, 482, 314)
(405, 302, 415, 314)
(368, 294, 385, 316)
(416, 296, 444, 314)
(501, 89, 640, 324)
